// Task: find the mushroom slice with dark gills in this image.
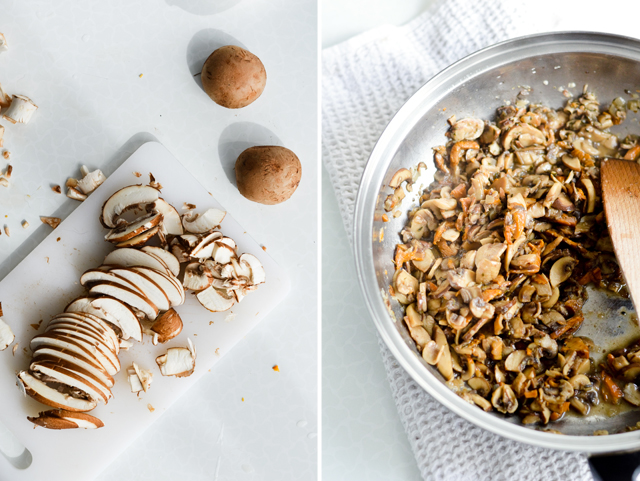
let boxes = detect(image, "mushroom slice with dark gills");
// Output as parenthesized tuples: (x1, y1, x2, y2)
(28, 410, 104, 430)
(100, 185, 159, 228)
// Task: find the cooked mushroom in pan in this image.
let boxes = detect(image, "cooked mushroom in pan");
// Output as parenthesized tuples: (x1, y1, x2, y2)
(390, 86, 640, 426)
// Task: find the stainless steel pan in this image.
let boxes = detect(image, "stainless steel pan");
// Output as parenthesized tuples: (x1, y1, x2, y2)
(353, 31, 640, 478)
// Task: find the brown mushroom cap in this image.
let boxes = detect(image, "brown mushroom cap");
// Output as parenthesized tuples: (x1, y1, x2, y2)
(201, 45, 266, 109)
(235, 146, 302, 205)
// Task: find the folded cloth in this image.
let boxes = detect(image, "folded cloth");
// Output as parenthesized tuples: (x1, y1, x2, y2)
(322, 0, 592, 479)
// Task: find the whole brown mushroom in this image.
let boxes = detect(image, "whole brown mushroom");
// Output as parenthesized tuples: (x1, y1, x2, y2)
(201, 45, 266, 109)
(235, 146, 302, 205)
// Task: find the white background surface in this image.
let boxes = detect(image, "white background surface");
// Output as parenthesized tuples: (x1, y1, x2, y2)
(321, 1, 640, 481)
(0, 0, 317, 480)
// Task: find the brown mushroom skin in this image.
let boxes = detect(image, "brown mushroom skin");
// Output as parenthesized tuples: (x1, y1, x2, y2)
(235, 146, 302, 205)
(201, 46, 266, 109)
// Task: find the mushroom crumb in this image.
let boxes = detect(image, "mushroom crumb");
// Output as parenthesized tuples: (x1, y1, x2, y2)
(40, 216, 61, 229)
(391, 88, 640, 427)
(52, 185, 61, 194)
(272, 365, 280, 372)
(3, 226, 9, 237)
(147, 403, 155, 413)
(21, 220, 29, 229)
(133, 171, 142, 178)
(2, 151, 9, 160)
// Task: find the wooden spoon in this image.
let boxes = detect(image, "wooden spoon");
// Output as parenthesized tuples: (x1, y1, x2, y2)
(601, 158, 640, 305)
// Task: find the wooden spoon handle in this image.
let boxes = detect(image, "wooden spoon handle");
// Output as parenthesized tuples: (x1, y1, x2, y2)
(601, 159, 640, 306)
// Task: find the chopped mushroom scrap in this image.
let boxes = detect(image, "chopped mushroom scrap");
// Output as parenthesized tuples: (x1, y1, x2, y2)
(391, 87, 640, 426)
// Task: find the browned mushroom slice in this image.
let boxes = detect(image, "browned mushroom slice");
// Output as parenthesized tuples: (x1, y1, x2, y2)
(17, 371, 97, 412)
(549, 256, 578, 288)
(101, 185, 159, 228)
(189, 231, 224, 258)
(28, 410, 104, 430)
(491, 384, 518, 413)
(433, 326, 453, 381)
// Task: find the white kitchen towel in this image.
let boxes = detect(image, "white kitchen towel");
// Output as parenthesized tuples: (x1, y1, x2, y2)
(322, 1, 593, 480)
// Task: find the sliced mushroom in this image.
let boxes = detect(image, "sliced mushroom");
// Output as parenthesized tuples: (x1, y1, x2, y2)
(104, 211, 163, 243)
(101, 185, 160, 228)
(624, 383, 640, 406)
(389, 168, 412, 188)
(581, 178, 596, 213)
(434, 326, 454, 381)
(29, 361, 109, 404)
(2, 95, 38, 124)
(67, 186, 87, 201)
(468, 377, 492, 397)
(394, 269, 419, 299)
(561, 154, 581, 172)
(103, 248, 172, 276)
(89, 282, 159, 320)
(141, 246, 181, 277)
(156, 339, 196, 377)
(31, 346, 114, 388)
(239, 253, 266, 285)
(196, 286, 235, 312)
(17, 370, 97, 412)
(451, 118, 485, 142)
(422, 340, 444, 365)
(475, 243, 506, 284)
(129, 362, 153, 393)
(154, 198, 184, 235)
(504, 350, 527, 372)
(549, 256, 577, 288)
(182, 208, 226, 234)
(66, 296, 142, 343)
(28, 410, 104, 430)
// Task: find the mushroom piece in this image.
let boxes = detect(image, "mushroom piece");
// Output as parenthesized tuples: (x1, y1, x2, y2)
(28, 410, 104, 430)
(502, 123, 545, 150)
(150, 308, 183, 344)
(475, 243, 507, 284)
(469, 297, 495, 320)
(17, 370, 97, 412)
(468, 377, 492, 397)
(130, 267, 185, 307)
(104, 211, 163, 243)
(2, 95, 38, 124)
(183, 262, 213, 291)
(504, 350, 528, 372)
(389, 168, 412, 189)
(196, 286, 235, 312)
(581, 178, 596, 214)
(128, 362, 153, 393)
(491, 384, 518, 414)
(624, 383, 640, 406)
(446, 268, 475, 290)
(76, 166, 106, 195)
(40, 216, 62, 229)
(154, 198, 183, 235)
(422, 340, 444, 365)
(561, 155, 581, 172)
(394, 269, 419, 299)
(156, 339, 196, 377)
(434, 326, 454, 381)
(100, 185, 160, 228)
(29, 360, 109, 404)
(116, 225, 160, 248)
(181, 208, 226, 234)
(451, 118, 485, 142)
(67, 186, 87, 201)
(549, 256, 578, 288)
(0, 33, 6, 52)
(0, 303, 14, 351)
(239, 253, 266, 285)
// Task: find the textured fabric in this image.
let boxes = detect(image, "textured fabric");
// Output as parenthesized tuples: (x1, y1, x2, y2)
(322, 1, 592, 479)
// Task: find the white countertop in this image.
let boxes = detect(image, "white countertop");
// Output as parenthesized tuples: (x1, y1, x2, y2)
(0, 0, 317, 480)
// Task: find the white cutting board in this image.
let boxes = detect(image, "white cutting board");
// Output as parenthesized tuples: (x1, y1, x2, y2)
(0, 141, 291, 481)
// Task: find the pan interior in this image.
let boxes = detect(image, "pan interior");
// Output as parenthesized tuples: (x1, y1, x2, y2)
(368, 44, 640, 440)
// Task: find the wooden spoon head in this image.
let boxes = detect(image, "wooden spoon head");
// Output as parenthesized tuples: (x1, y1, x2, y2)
(601, 158, 640, 307)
